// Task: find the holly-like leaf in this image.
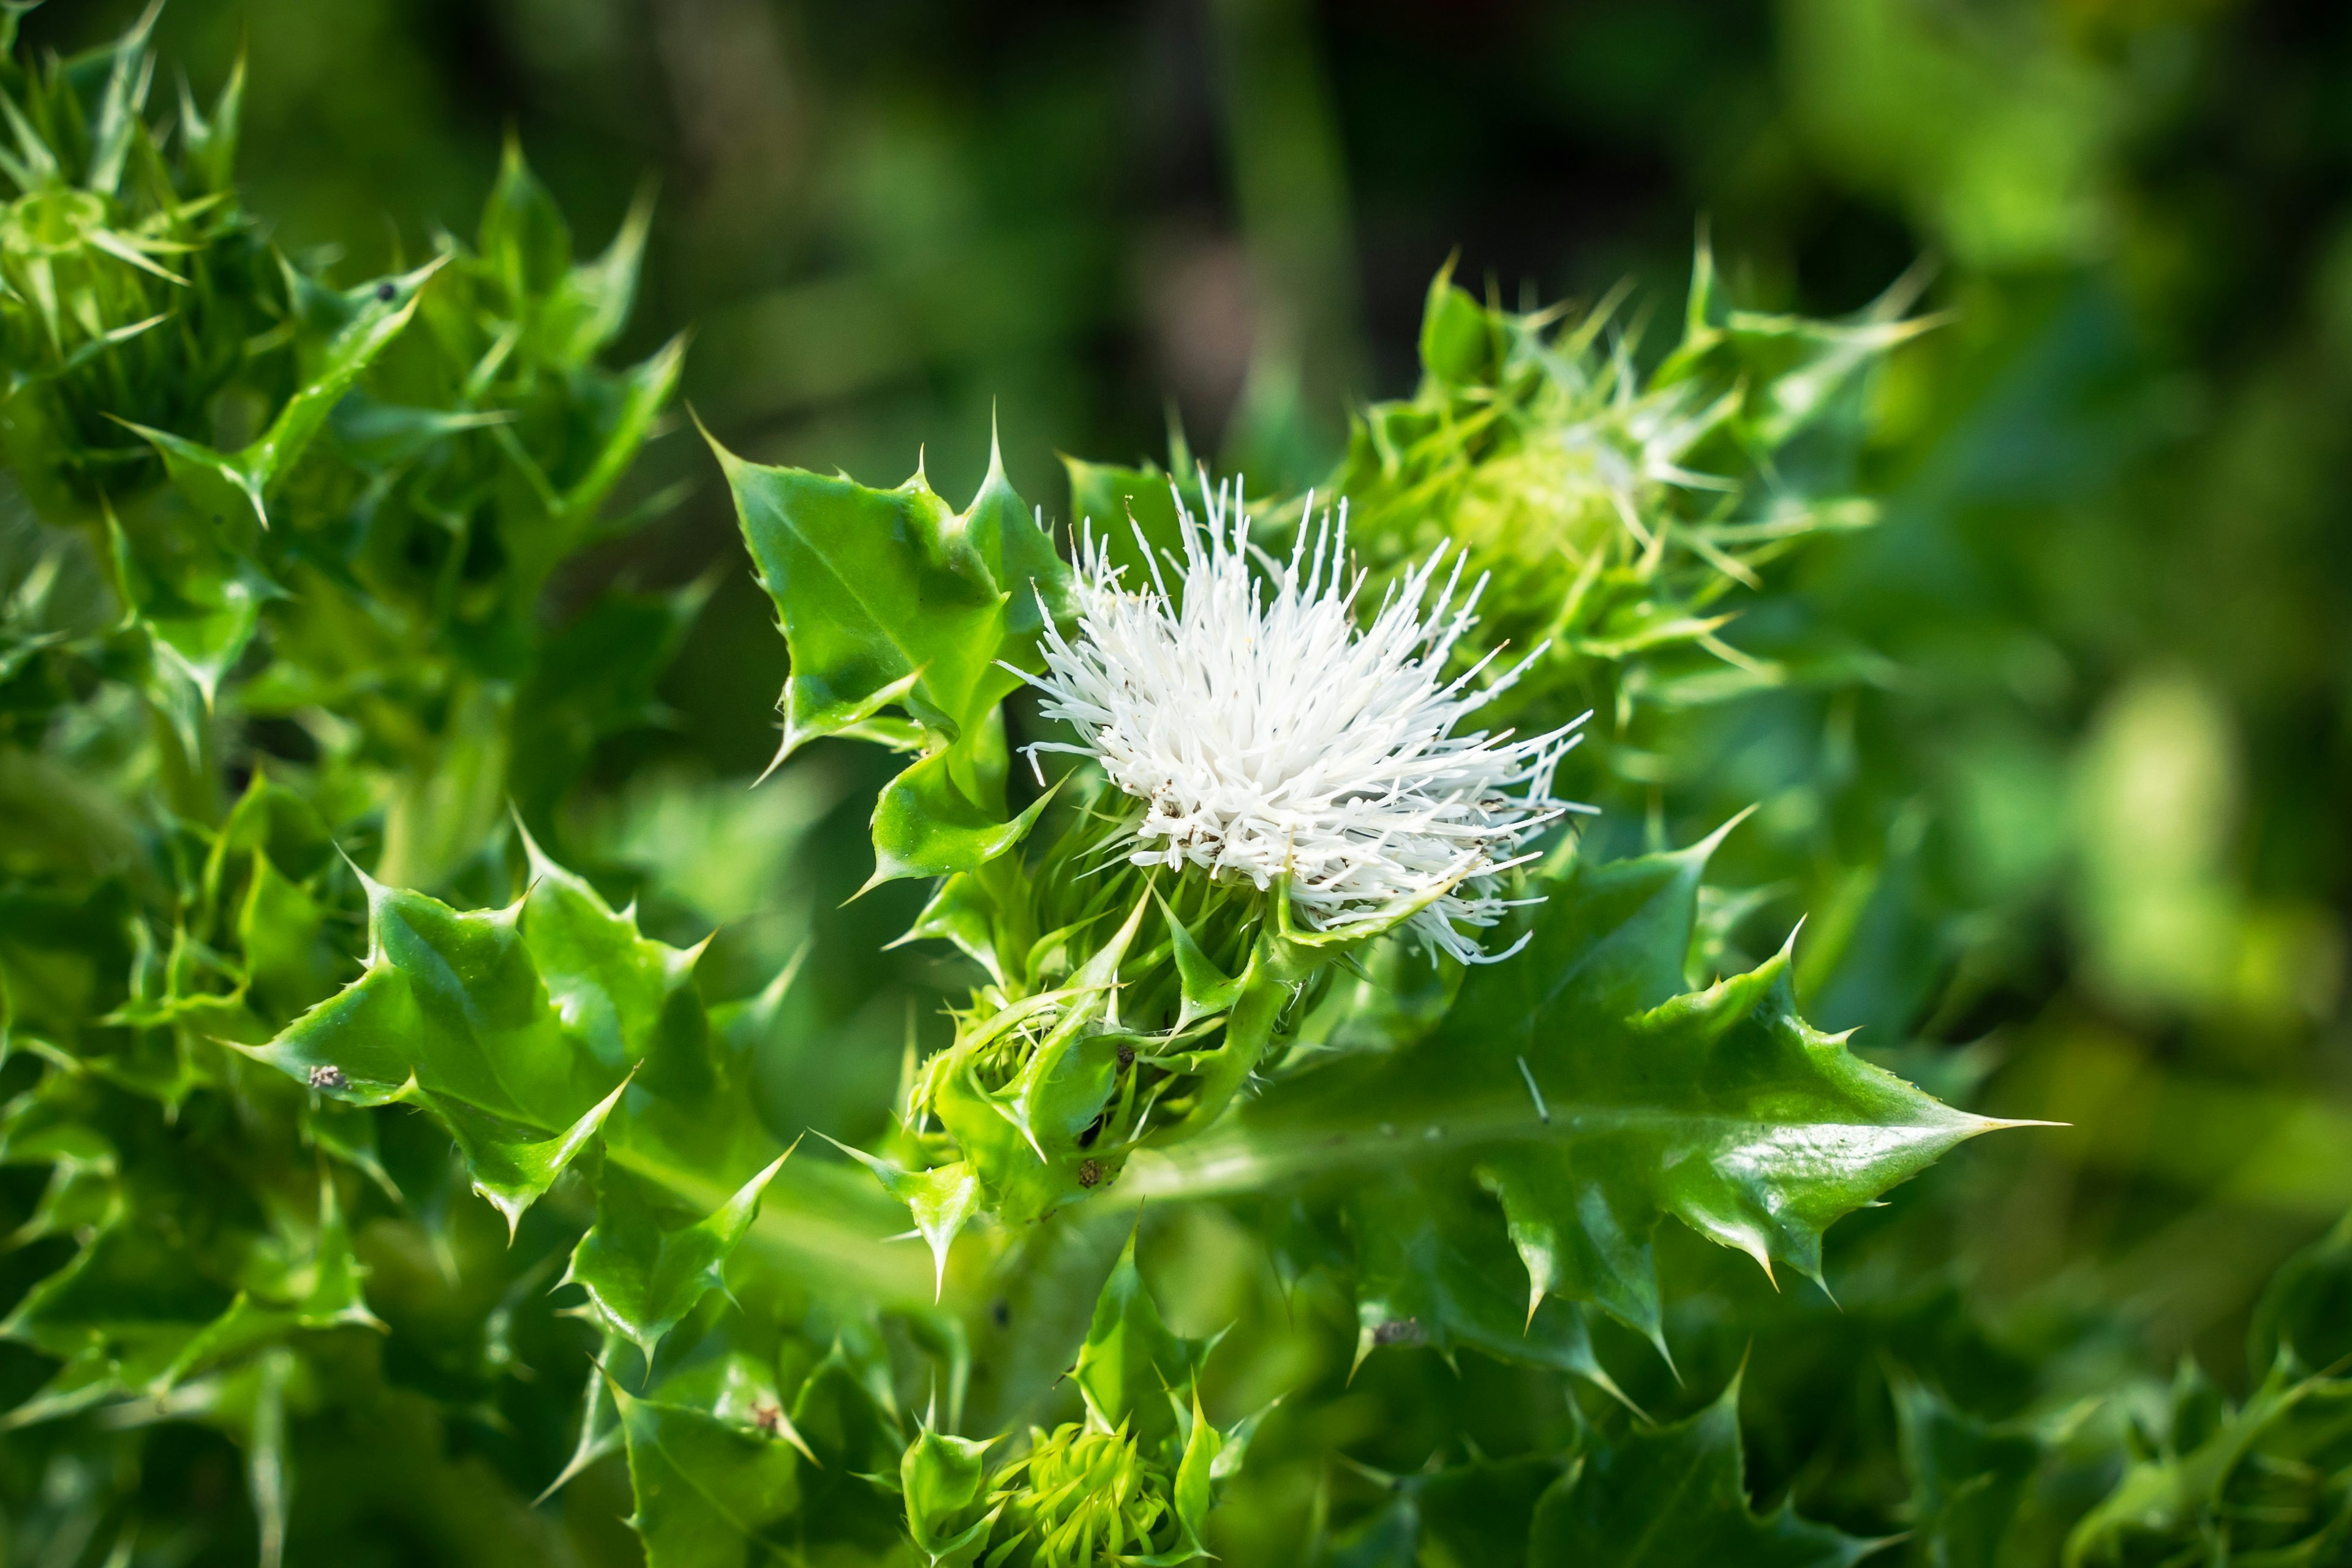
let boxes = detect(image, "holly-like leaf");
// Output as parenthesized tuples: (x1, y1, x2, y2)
(715, 427, 1069, 883)
(612, 1378, 807, 1568)
(516, 824, 704, 1075)
(868, 710, 1059, 886)
(244, 874, 621, 1226)
(820, 1138, 978, 1302)
(1125, 828, 2025, 1372)
(1348, 1165, 1626, 1401)
(1529, 1376, 1884, 1566)
(903, 1425, 999, 1567)
(565, 1148, 794, 1357)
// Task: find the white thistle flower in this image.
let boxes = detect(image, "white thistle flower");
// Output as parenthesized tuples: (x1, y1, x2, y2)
(1016, 477, 1591, 965)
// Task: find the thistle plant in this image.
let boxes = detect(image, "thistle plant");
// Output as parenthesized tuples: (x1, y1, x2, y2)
(698, 189, 2048, 1554)
(11, 12, 2334, 1568)
(807, 475, 1591, 1247)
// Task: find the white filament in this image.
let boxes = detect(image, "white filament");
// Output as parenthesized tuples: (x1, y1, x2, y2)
(1015, 477, 1590, 965)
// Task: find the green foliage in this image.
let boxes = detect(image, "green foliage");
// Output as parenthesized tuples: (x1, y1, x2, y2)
(4, 6, 2345, 1567)
(900, 1234, 1252, 1567)
(0, 13, 737, 1561)
(1304, 252, 1921, 734)
(1123, 827, 2008, 1387)
(720, 432, 1068, 884)
(1529, 1376, 1883, 1566)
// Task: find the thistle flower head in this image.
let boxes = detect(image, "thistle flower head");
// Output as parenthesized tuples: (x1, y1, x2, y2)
(1020, 477, 1589, 965)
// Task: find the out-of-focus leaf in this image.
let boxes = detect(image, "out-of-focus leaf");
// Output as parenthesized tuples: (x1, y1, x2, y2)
(2250, 1209, 2352, 1376)
(1072, 1229, 1213, 1448)
(1528, 1376, 1883, 1566)
(1891, 1373, 2044, 1568)
(478, 133, 571, 307)
(1061, 454, 1202, 585)
(2064, 1365, 2352, 1566)
(1327, 1453, 1569, 1568)
(510, 579, 710, 826)
(118, 255, 445, 534)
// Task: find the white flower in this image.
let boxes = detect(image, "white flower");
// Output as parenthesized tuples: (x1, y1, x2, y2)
(1016, 477, 1590, 965)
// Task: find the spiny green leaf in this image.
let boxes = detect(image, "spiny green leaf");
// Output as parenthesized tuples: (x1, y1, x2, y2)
(541, 180, 654, 369)
(1528, 1375, 1884, 1566)
(1072, 1229, 1214, 1449)
(566, 1146, 794, 1357)
(175, 49, 243, 192)
(902, 1425, 999, 1566)
(454, 1071, 631, 1238)
(1349, 1164, 1626, 1403)
(868, 710, 1058, 886)
(478, 132, 571, 305)
(819, 1137, 978, 1302)
(717, 425, 1069, 882)
(116, 253, 445, 533)
(1126, 827, 2021, 1372)
(613, 1378, 807, 1568)
(1891, 1373, 2044, 1568)
(244, 875, 624, 1226)
(517, 822, 704, 1074)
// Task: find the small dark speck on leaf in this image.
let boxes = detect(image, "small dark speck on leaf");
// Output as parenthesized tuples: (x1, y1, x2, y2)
(1117, 1043, 1135, 1070)
(750, 1401, 785, 1437)
(990, 1298, 1011, 1329)
(1076, 1158, 1102, 1188)
(375, 282, 398, 302)
(307, 1064, 347, 1091)
(1372, 1318, 1425, 1346)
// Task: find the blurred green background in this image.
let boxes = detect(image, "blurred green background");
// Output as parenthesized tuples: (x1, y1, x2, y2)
(31, 0, 2350, 1441)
